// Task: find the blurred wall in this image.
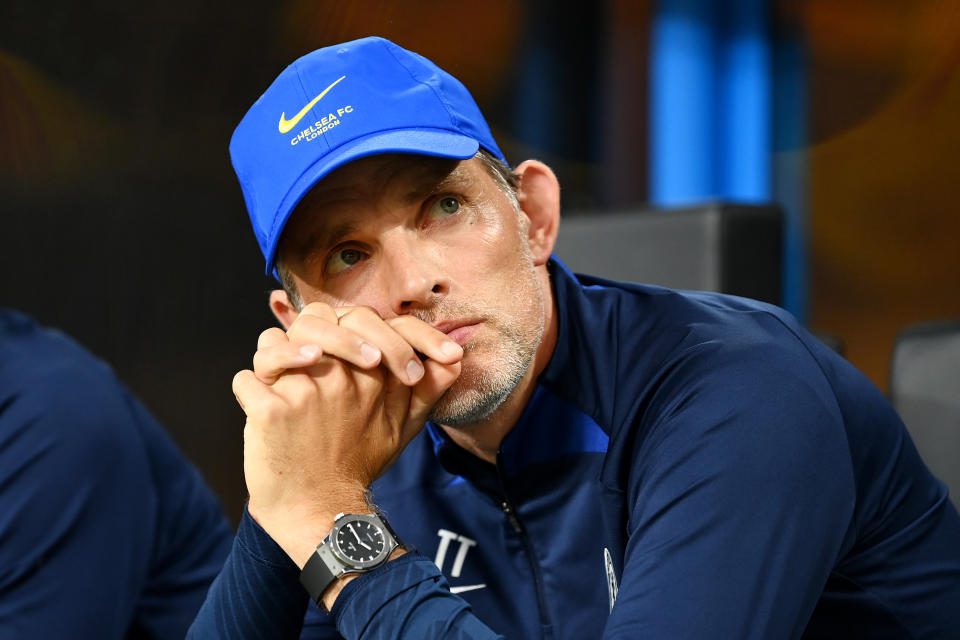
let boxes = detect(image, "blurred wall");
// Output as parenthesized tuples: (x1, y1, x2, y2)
(801, 0, 960, 387)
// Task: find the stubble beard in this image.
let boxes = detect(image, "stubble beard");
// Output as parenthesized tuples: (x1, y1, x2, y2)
(418, 257, 545, 428)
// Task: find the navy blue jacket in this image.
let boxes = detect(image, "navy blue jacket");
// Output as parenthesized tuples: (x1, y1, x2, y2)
(192, 259, 960, 638)
(0, 310, 233, 638)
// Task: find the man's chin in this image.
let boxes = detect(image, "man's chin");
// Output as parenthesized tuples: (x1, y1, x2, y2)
(428, 372, 507, 427)
(427, 355, 529, 427)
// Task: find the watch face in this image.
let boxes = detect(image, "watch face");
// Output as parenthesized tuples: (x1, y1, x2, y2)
(331, 517, 389, 567)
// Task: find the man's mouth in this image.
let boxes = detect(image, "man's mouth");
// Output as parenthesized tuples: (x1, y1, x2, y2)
(434, 319, 482, 346)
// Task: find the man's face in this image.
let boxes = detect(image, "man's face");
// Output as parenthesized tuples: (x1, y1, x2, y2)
(277, 154, 546, 426)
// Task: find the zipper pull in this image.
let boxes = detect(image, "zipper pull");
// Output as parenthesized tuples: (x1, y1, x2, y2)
(501, 501, 523, 533)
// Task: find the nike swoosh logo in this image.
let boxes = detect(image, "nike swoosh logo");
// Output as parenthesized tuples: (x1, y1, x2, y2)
(450, 584, 487, 594)
(278, 75, 347, 134)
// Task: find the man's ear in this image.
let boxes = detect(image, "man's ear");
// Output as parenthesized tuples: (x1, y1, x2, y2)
(514, 159, 560, 266)
(269, 289, 299, 329)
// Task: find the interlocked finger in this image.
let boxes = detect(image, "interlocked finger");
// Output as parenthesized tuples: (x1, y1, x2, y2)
(253, 341, 324, 384)
(336, 307, 429, 385)
(387, 315, 463, 364)
(286, 313, 384, 371)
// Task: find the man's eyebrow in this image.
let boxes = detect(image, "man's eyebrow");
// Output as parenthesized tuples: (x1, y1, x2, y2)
(315, 220, 359, 251)
(292, 220, 359, 260)
(404, 165, 475, 203)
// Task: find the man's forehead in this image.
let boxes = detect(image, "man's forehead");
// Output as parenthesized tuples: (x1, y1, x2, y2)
(305, 154, 474, 207)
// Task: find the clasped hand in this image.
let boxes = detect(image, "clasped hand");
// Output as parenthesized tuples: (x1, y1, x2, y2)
(232, 303, 463, 566)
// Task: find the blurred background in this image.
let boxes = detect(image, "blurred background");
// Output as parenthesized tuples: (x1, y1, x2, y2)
(2, 0, 959, 522)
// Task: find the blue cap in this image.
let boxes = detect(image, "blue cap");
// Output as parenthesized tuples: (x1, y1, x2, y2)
(229, 36, 507, 276)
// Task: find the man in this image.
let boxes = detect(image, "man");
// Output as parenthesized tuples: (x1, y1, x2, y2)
(0, 308, 233, 638)
(191, 37, 960, 638)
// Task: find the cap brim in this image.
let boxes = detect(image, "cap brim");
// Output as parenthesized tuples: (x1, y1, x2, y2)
(265, 128, 480, 275)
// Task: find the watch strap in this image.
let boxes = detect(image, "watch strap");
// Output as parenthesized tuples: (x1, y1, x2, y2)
(300, 544, 339, 606)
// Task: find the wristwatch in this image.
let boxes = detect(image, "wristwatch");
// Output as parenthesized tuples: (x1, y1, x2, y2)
(300, 512, 400, 607)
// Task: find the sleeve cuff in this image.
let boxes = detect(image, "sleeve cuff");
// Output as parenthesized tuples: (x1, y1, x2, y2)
(236, 503, 302, 575)
(331, 553, 445, 634)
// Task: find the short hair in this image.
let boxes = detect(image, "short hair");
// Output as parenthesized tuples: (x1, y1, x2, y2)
(276, 149, 518, 311)
(476, 148, 520, 205)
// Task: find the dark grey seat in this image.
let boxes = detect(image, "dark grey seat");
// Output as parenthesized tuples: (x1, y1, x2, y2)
(890, 321, 960, 509)
(553, 203, 782, 304)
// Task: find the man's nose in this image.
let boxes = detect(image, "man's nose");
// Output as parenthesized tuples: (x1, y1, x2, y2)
(381, 235, 450, 316)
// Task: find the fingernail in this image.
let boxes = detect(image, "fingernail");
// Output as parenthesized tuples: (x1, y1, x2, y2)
(406, 358, 424, 383)
(299, 345, 320, 359)
(360, 342, 381, 365)
(441, 341, 463, 358)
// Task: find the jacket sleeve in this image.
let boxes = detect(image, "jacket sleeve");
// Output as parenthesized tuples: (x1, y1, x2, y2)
(190, 508, 503, 639)
(603, 347, 856, 639)
(188, 509, 316, 639)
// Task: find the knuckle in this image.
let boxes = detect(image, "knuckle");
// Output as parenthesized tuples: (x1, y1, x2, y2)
(288, 313, 326, 342)
(301, 301, 335, 319)
(382, 337, 415, 362)
(337, 305, 380, 327)
(231, 370, 250, 394)
(232, 371, 274, 416)
(260, 395, 289, 424)
(385, 315, 413, 329)
(353, 366, 385, 390)
(275, 375, 313, 410)
(251, 349, 272, 375)
(321, 366, 352, 397)
(287, 311, 308, 333)
(257, 327, 286, 347)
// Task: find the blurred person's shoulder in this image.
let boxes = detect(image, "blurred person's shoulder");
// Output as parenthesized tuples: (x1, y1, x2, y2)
(0, 308, 146, 453)
(0, 308, 115, 388)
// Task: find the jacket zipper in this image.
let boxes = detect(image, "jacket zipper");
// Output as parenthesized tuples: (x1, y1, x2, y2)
(496, 464, 554, 639)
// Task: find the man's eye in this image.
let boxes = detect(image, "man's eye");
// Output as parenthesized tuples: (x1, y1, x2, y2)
(430, 196, 461, 218)
(326, 247, 366, 275)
